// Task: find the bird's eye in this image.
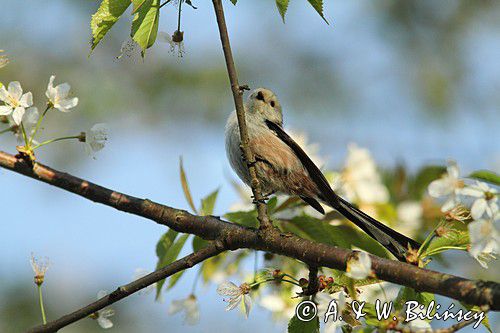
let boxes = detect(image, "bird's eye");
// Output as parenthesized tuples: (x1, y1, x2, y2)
(256, 91, 265, 101)
(270, 101, 275, 107)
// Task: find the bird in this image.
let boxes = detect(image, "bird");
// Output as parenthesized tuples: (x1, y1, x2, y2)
(225, 87, 421, 262)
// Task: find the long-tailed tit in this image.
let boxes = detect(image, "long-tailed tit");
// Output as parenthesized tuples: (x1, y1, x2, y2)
(225, 88, 420, 261)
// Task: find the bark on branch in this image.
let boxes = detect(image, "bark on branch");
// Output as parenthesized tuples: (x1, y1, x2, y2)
(27, 243, 224, 333)
(211, 0, 272, 229)
(1, 151, 499, 312)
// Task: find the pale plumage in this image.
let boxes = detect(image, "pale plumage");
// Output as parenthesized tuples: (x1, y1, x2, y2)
(225, 88, 420, 261)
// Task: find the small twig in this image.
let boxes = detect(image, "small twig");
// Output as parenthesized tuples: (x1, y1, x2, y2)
(159, 0, 173, 10)
(304, 264, 319, 296)
(26, 243, 224, 333)
(211, 0, 272, 230)
(433, 317, 477, 333)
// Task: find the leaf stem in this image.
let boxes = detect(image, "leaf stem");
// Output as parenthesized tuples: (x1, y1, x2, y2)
(32, 135, 81, 150)
(20, 123, 29, 146)
(177, 0, 182, 31)
(29, 105, 51, 146)
(38, 285, 47, 325)
(0, 126, 14, 135)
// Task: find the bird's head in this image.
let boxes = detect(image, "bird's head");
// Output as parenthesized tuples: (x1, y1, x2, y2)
(246, 88, 283, 125)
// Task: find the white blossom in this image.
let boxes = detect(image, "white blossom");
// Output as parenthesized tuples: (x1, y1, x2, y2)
(6, 107, 39, 143)
(30, 253, 49, 286)
(341, 143, 389, 204)
(396, 201, 423, 237)
(46, 75, 78, 112)
(167, 294, 200, 325)
(160, 31, 185, 57)
(405, 318, 433, 332)
(259, 293, 295, 320)
(316, 291, 346, 333)
(0, 81, 33, 125)
(428, 162, 463, 212)
(94, 290, 115, 329)
(288, 129, 325, 168)
(468, 218, 499, 268)
(216, 281, 252, 318)
(116, 38, 142, 62)
(84, 123, 108, 156)
(460, 181, 498, 220)
(346, 251, 372, 280)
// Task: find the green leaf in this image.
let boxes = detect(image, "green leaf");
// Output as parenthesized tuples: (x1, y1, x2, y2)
(281, 215, 391, 258)
(276, 0, 290, 22)
(179, 157, 198, 214)
(225, 210, 258, 228)
(131, 0, 160, 57)
(420, 220, 469, 258)
(307, 0, 328, 24)
(230, 0, 237, 5)
(253, 269, 273, 284)
(288, 314, 319, 333)
(156, 229, 178, 259)
(394, 287, 435, 315)
(200, 189, 219, 216)
(155, 233, 189, 298)
(461, 303, 492, 333)
(468, 170, 500, 186)
(267, 196, 279, 212)
(192, 235, 209, 252)
(131, 0, 148, 14)
(167, 269, 185, 290)
(90, 0, 131, 51)
(155, 229, 178, 298)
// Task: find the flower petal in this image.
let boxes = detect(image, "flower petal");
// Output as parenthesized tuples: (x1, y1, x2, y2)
(459, 187, 483, 198)
(346, 251, 372, 280)
(428, 179, 452, 198)
(0, 105, 12, 115)
(441, 197, 457, 212)
(225, 295, 242, 311)
(12, 107, 25, 125)
(56, 97, 78, 112)
(0, 86, 9, 101)
(99, 309, 115, 318)
(447, 163, 459, 179)
(46, 75, 56, 100)
(23, 107, 39, 128)
(97, 316, 113, 329)
(55, 82, 71, 98)
(471, 199, 487, 220)
(217, 281, 240, 296)
(19, 92, 33, 107)
(242, 295, 252, 318)
(8, 81, 22, 100)
(167, 299, 185, 315)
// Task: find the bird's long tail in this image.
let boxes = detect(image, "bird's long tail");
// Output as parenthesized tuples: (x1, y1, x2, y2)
(331, 196, 421, 261)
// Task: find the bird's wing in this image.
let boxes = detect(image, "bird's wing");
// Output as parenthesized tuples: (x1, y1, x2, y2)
(265, 120, 421, 261)
(265, 120, 339, 204)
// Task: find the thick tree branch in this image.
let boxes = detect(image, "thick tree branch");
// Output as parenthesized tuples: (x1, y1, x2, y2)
(1, 151, 499, 311)
(27, 243, 225, 333)
(211, 0, 271, 229)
